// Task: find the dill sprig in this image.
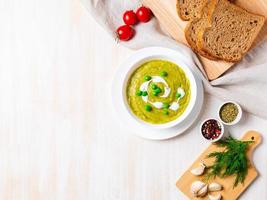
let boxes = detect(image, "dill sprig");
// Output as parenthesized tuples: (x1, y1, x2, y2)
(205, 136, 253, 187)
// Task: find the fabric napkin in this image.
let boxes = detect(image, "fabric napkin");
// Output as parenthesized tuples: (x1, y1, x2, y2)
(81, 0, 267, 119)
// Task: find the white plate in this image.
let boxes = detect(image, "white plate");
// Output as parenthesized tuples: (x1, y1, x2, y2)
(111, 47, 204, 140)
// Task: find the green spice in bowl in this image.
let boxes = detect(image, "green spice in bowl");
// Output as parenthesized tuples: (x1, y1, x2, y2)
(218, 101, 242, 125)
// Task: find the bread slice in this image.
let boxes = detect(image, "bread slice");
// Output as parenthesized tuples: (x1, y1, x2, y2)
(198, 0, 265, 62)
(185, 0, 218, 59)
(176, 0, 208, 21)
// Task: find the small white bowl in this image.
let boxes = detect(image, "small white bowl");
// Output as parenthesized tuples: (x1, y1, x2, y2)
(218, 101, 242, 126)
(200, 118, 224, 142)
(121, 47, 198, 130)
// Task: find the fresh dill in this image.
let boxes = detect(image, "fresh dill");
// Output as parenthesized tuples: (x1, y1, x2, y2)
(205, 136, 253, 187)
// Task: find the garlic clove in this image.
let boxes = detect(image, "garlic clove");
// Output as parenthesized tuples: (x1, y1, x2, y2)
(197, 184, 208, 197)
(208, 182, 223, 192)
(190, 181, 206, 197)
(208, 194, 222, 200)
(190, 162, 206, 176)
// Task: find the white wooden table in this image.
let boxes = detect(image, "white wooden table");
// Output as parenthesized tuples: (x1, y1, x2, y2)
(0, 0, 266, 199)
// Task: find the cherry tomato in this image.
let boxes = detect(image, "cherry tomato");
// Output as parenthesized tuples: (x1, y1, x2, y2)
(123, 10, 138, 25)
(116, 25, 135, 41)
(136, 6, 152, 23)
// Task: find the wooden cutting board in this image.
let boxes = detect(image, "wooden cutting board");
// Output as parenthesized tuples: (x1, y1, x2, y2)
(142, 0, 267, 80)
(176, 131, 262, 200)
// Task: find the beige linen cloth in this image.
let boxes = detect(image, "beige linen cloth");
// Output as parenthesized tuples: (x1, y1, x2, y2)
(81, 0, 267, 119)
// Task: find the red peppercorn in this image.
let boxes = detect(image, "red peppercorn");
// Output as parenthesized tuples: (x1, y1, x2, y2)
(201, 119, 222, 141)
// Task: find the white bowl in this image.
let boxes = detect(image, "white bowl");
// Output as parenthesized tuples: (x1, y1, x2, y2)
(121, 47, 198, 129)
(218, 101, 243, 126)
(200, 118, 225, 142)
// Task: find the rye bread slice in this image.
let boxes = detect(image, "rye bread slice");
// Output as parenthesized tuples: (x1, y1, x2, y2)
(198, 0, 265, 62)
(185, 0, 218, 59)
(176, 0, 208, 21)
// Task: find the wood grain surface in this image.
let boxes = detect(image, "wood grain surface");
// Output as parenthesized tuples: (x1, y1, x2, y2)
(176, 131, 261, 200)
(1, 0, 267, 199)
(142, 0, 267, 80)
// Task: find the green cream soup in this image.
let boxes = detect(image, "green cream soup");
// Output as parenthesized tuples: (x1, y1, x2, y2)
(126, 60, 191, 124)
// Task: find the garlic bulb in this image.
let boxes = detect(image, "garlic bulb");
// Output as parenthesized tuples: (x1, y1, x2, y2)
(190, 181, 207, 197)
(190, 163, 206, 176)
(208, 182, 223, 192)
(208, 194, 222, 200)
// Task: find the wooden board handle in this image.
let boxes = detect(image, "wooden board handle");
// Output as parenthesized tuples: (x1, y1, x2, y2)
(242, 131, 262, 159)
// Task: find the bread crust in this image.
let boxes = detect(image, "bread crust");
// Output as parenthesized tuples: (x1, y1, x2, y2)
(185, 22, 218, 60)
(176, 0, 189, 21)
(184, 0, 218, 60)
(176, 1, 189, 21)
(196, 0, 218, 54)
